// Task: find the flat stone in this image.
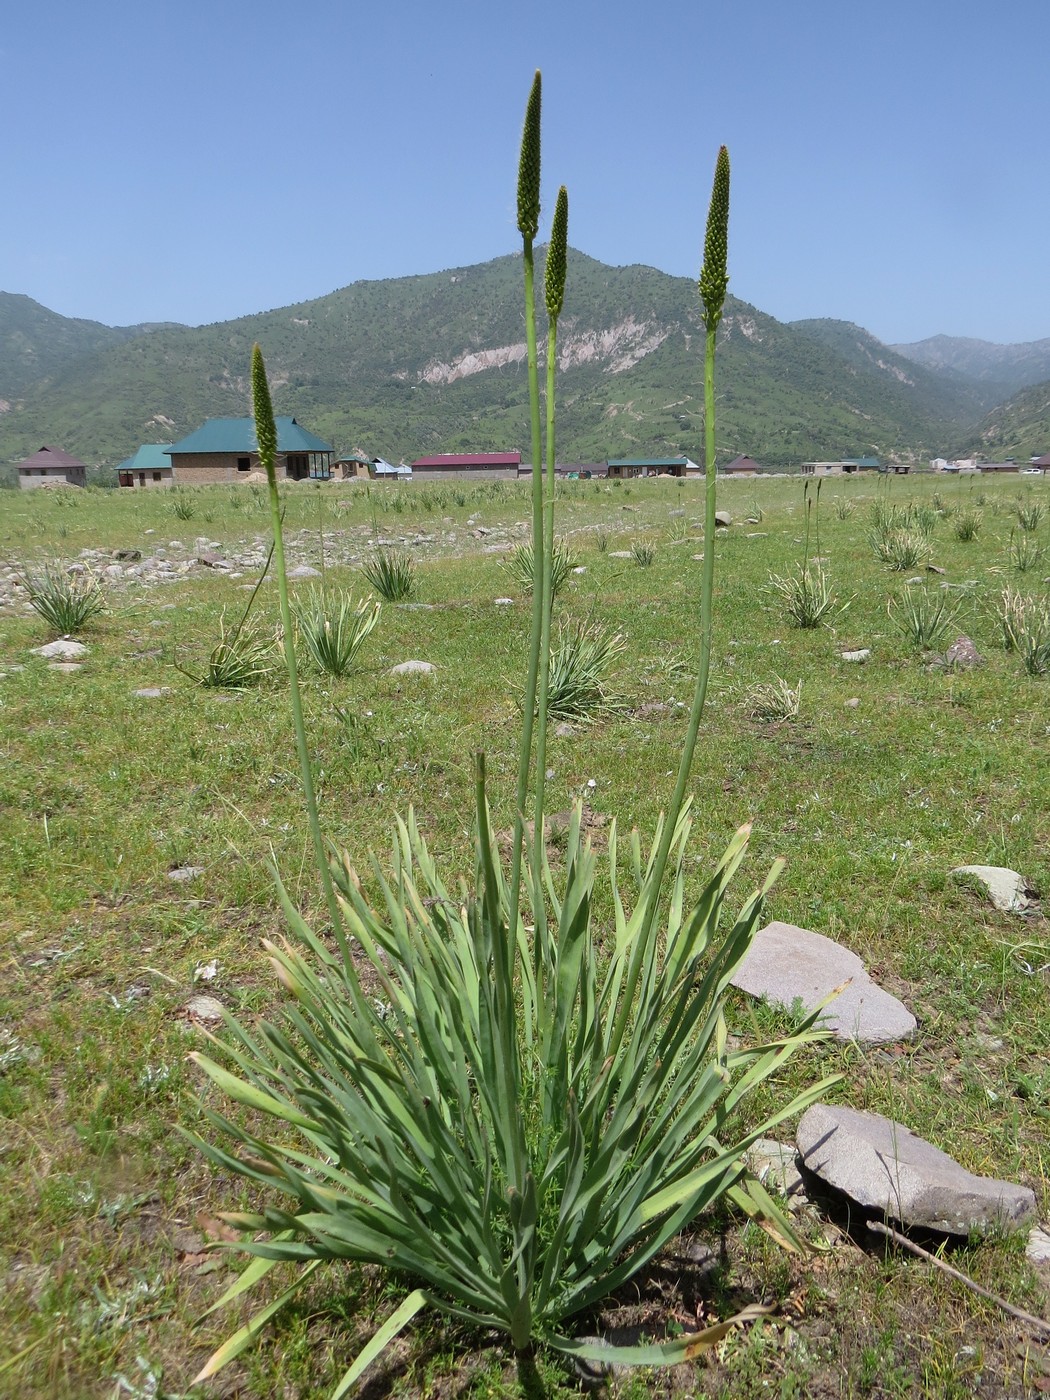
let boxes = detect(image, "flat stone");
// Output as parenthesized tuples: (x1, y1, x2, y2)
(197, 552, 229, 569)
(840, 648, 871, 663)
(287, 565, 322, 579)
(554, 722, 576, 738)
(844, 697, 861, 708)
(1026, 1225, 1050, 1264)
(731, 921, 917, 1044)
(48, 662, 82, 673)
(168, 865, 205, 883)
(608, 550, 633, 559)
(944, 635, 983, 668)
(927, 563, 947, 575)
(113, 549, 141, 562)
(133, 687, 171, 698)
(31, 638, 89, 660)
(796, 1104, 1037, 1235)
(183, 994, 224, 1025)
(494, 597, 515, 606)
(950, 865, 1032, 914)
(390, 660, 436, 676)
(745, 1138, 808, 1211)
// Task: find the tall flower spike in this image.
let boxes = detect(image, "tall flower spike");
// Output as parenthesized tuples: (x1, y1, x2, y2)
(517, 71, 541, 240)
(544, 186, 569, 320)
(699, 145, 730, 330)
(251, 343, 278, 482)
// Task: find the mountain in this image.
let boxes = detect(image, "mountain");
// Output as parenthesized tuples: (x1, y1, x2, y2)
(890, 333, 1050, 398)
(0, 254, 1004, 478)
(951, 377, 1050, 462)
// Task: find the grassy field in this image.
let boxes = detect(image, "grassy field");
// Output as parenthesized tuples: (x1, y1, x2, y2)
(1, 471, 1048, 1398)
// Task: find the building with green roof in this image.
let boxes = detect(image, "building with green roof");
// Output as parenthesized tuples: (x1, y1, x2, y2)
(166, 417, 333, 484)
(116, 443, 175, 489)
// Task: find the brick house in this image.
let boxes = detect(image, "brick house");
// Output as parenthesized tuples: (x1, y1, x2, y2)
(116, 443, 174, 488)
(410, 452, 521, 481)
(166, 417, 333, 484)
(17, 445, 88, 489)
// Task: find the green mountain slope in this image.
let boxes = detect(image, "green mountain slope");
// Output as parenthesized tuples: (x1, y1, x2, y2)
(952, 378, 1050, 461)
(0, 254, 996, 476)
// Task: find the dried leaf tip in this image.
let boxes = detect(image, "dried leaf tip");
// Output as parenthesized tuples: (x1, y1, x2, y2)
(251, 343, 278, 480)
(544, 186, 569, 320)
(699, 145, 730, 330)
(517, 71, 542, 241)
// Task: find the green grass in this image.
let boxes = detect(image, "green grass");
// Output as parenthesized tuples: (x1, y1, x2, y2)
(0, 472, 1048, 1397)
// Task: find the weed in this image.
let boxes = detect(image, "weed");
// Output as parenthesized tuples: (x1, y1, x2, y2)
(632, 538, 656, 566)
(361, 549, 415, 601)
(295, 588, 381, 677)
(745, 676, 801, 721)
(504, 540, 577, 596)
(952, 507, 982, 541)
(834, 497, 856, 520)
(543, 618, 626, 720)
(171, 492, 195, 521)
(995, 586, 1050, 674)
(1009, 529, 1046, 573)
(22, 565, 105, 634)
(767, 564, 840, 627)
(888, 584, 960, 649)
(1016, 496, 1045, 532)
(595, 528, 609, 553)
(195, 614, 276, 689)
(870, 527, 931, 571)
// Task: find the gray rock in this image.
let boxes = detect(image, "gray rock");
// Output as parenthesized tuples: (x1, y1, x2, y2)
(844, 697, 861, 709)
(1026, 1225, 1050, 1264)
(944, 635, 983, 668)
(113, 549, 141, 562)
(796, 1103, 1036, 1235)
(197, 551, 229, 569)
(554, 722, 576, 738)
(608, 550, 633, 559)
(494, 597, 515, 606)
(950, 865, 1032, 913)
(390, 660, 436, 676)
(287, 565, 322, 580)
(168, 865, 205, 883)
(715, 510, 732, 527)
(840, 648, 871, 663)
(745, 1138, 808, 1211)
(48, 662, 83, 673)
(133, 687, 171, 698)
(32, 638, 89, 660)
(731, 920, 916, 1044)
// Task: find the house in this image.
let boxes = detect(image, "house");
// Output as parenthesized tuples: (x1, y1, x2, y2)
(721, 455, 763, 477)
(977, 461, 1019, 473)
(166, 417, 333, 484)
(372, 457, 412, 480)
(606, 456, 701, 479)
(334, 452, 372, 481)
(411, 452, 521, 481)
(17, 445, 88, 489)
(116, 443, 174, 488)
(802, 458, 880, 476)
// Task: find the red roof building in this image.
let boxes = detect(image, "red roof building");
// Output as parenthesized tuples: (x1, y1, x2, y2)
(411, 452, 522, 480)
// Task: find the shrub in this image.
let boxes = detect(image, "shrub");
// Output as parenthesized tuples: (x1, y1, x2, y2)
(361, 549, 415, 601)
(869, 527, 930, 571)
(996, 586, 1050, 674)
(632, 538, 656, 566)
(595, 527, 609, 554)
(295, 589, 381, 677)
(504, 540, 577, 597)
(1010, 530, 1047, 573)
(888, 584, 959, 649)
(172, 491, 195, 520)
(195, 613, 276, 689)
(767, 564, 840, 628)
(22, 565, 105, 634)
(834, 497, 855, 520)
(1016, 497, 1045, 532)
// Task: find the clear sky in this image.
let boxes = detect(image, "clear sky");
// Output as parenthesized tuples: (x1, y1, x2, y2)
(3, 0, 1047, 344)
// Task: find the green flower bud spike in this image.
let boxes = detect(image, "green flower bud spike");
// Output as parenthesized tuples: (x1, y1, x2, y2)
(699, 145, 730, 330)
(517, 71, 541, 241)
(544, 185, 568, 320)
(251, 343, 279, 483)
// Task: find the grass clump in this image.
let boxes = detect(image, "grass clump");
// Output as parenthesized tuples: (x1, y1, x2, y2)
(295, 588, 381, 677)
(951, 507, 982, 541)
(745, 676, 801, 721)
(888, 584, 959, 649)
(767, 564, 839, 627)
(1009, 529, 1047, 573)
(869, 526, 931, 571)
(632, 537, 656, 566)
(171, 491, 195, 520)
(996, 586, 1050, 674)
(1016, 496, 1045, 532)
(187, 83, 835, 1397)
(361, 548, 415, 601)
(192, 613, 276, 689)
(544, 617, 625, 720)
(504, 539, 577, 596)
(22, 564, 105, 634)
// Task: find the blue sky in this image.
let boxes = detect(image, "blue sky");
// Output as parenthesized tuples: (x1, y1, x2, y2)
(3, 0, 1047, 344)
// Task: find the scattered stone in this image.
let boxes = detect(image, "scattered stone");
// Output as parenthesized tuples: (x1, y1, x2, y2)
(390, 660, 436, 676)
(746, 531, 769, 538)
(133, 687, 171, 698)
(927, 564, 947, 575)
(944, 635, 983, 668)
(31, 638, 89, 660)
(572, 566, 587, 574)
(905, 575, 924, 585)
(168, 866, 205, 883)
(731, 920, 917, 1044)
(554, 722, 576, 738)
(715, 510, 732, 528)
(113, 549, 141, 562)
(397, 602, 435, 610)
(48, 662, 82, 674)
(796, 1103, 1037, 1235)
(840, 648, 871, 663)
(745, 1138, 809, 1211)
(196, 551, 229, 569)
(286, 565, 322, 580)
(182, 994, 224, 1025)
(494, 597, 515, 606)
(608, 550, 633, 559)
(1026, 1225, 1050, 1265)
(844, 697, 860, 709)
(950, 865, 1032, 914)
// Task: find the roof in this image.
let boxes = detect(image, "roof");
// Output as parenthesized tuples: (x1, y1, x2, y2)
(18, 445, 88, 470)
(335, 452, 372, 465)
(167, 416, 332, 455)
(115, 443, 174, 472)
(606, 456, 698, 468)
(1031, 455, 1050, 467)
(411, 452, 521, 468)
(723, 455, 763, 471)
